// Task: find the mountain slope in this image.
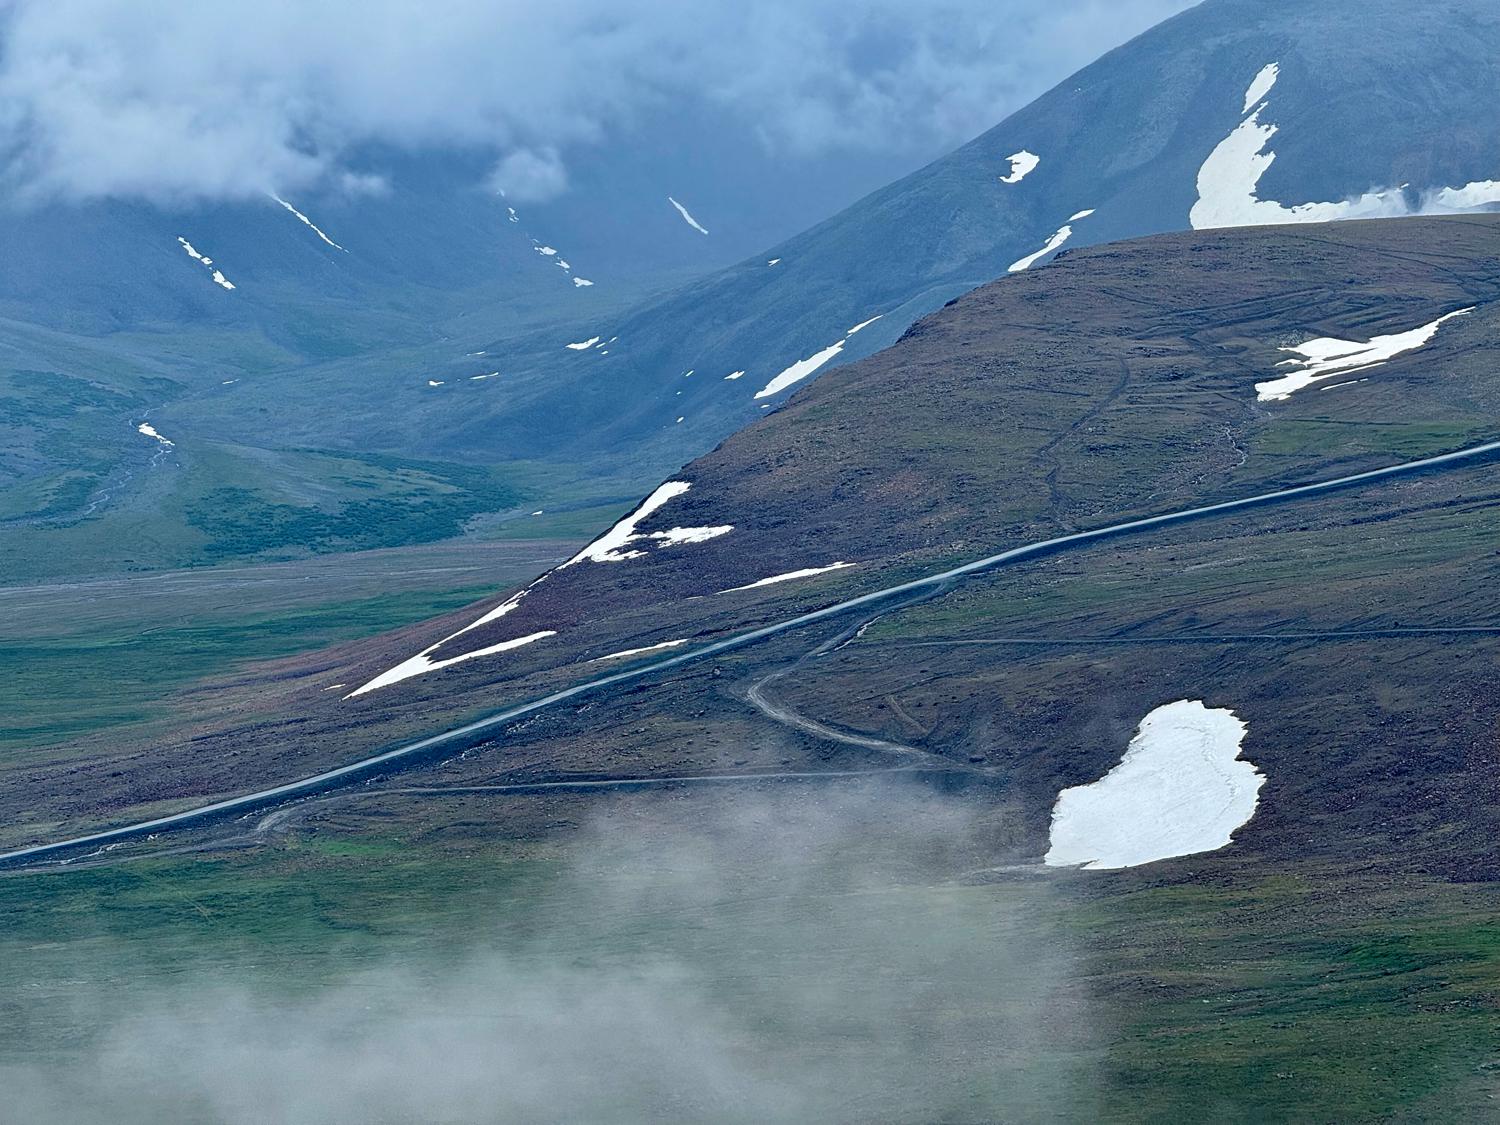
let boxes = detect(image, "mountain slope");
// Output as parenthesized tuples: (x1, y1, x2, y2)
(198, 0, 1500, 482)
(13, 0, 1500, 581)
(9, 213, 1500, 856)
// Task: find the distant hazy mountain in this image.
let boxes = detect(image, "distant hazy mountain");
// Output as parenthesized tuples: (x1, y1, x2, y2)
(185, 0, 1500, 488)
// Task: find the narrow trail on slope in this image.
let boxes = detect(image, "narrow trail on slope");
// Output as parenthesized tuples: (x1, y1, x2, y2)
(5, 437, 1500, 869)
(745, 583, 958, 763)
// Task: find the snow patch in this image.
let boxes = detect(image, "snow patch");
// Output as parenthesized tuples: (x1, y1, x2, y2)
(1192, 64, 1500, 230)
(272, 195, 346, 251)
(1256, 308, 1473, 401)
(767, 258, 782, 266)
(1243, 62, 1279, 112)
(573, 277, 594, 288)
(178, 237, 236, 290)
(1044, 700, 1264, 870)
(1000, 150, 1040, 184)
(566, 336, 602, 350)
(470, 372, 500, 380)
(563, 481, 730, 565)
(721, 562, 855, 593)
(755, 341, 846, 399)
(724, 370, 746, 381)
(347, 631, 555, 698)
(137, 422, 173, 446)
(427, 380, 445, 387)
(668, 196, 710, 235)
(754, 314, 882, 399)
(1009, 212, 1093, 273)
(592, 638, 690, 662)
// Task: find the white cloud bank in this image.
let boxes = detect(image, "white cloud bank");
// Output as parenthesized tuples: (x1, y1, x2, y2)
(0, 0, 1196, 203)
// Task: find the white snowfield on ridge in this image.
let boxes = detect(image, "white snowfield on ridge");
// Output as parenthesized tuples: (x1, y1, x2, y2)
(1192, 62, 1500, 230)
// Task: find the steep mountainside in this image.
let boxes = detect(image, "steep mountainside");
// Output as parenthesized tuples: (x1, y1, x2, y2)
(188, 0, 1500, 485)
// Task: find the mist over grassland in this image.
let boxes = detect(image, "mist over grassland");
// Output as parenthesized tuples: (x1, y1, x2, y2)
(1, 782, 1097, 1124)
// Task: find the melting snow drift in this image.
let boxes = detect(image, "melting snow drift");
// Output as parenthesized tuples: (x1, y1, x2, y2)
(349, 480, 732, 696)
(1256, 308, 1473, 401)
(1000, 150, 1040, 184)
(1044, 700, 1264, 871)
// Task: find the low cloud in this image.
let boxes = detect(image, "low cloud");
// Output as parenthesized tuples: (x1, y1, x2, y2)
(0, 0, 1196, 204)
(488, 146, 569, 203)
(2, 781, 1098, 1123)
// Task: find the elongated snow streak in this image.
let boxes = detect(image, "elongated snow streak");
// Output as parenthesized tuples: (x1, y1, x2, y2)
(724, 370, 746, 381)
(177, 237, 236, 289)
(347, 587, 538, 697)
(592, 639, 690, 662)
(1242, 62, 1279, 112)
(721, 562, 855, 593)
(1256, 308, 1474, 401)
(272, 195, 346, 251)
(1000, 150, 1040, 184)
(754, 314, 883, 399)
(136, 422, 173, 447)
(1044, 700, 1264, 870)
(668, 196, 709, 235)
(566, 336, 601, 350)
(1192, 62, 1500, 230)
(347, 631, 555, 698)
(1009, 217, 1085, 273)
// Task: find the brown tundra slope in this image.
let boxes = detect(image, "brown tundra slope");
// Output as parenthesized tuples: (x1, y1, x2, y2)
(8, 213, 1500, 856)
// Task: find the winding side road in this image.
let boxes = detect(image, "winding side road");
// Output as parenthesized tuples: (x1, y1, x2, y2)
(5, 438, 1499, 868)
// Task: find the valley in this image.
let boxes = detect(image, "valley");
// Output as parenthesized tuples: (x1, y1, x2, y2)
(7, 2, 1500, 1119)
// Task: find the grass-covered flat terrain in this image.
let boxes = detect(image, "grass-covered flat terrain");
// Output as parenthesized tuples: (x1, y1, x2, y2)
(1, 785, 1494, 1123)
(0, 539, 575, 757)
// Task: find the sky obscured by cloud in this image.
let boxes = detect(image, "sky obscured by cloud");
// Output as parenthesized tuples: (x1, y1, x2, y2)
(0, 0, 1197, 203)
